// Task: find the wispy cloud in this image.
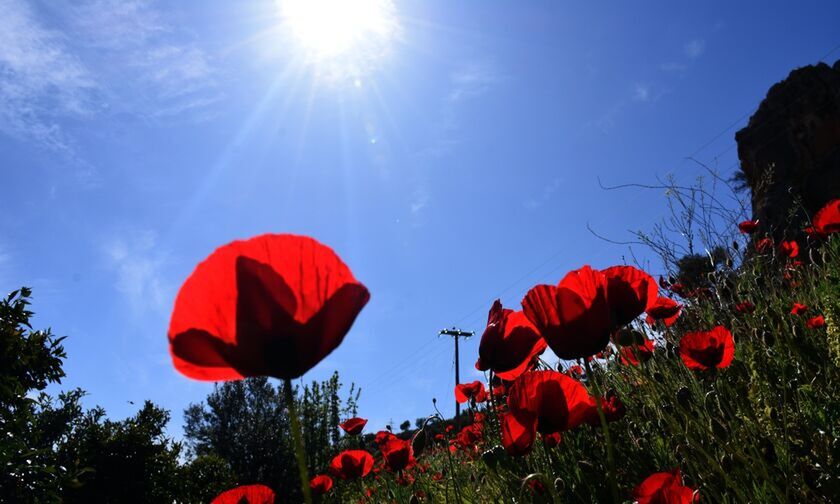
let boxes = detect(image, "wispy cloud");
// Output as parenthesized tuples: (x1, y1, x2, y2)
(684, 39, 706, 59)
(633, 83, 650, 102)
(0, 0, 97, 152)
(524, 177, 562, 209)
(0, 0, 222, 154)
(103, 230, 170, 314)
(659, 62, 688, 73)
(410, 187, 429, 215)
(448, 62, 497, 103)
(421, 60, 500, 158)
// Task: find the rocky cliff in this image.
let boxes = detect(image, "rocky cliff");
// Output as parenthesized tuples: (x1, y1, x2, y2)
(736, 60, 840, 240)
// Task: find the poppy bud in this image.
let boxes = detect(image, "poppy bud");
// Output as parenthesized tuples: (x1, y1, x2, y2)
(653, 372, 665, 383)
(676, 387, 692, 409)
(732, 240, 739, 251)
(409, 495, 419, 504)
(762, 330, 775, 347)
(412, 429, 427, 458)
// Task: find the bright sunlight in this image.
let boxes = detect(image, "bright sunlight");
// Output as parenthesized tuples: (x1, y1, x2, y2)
(278, 0, 398, 59)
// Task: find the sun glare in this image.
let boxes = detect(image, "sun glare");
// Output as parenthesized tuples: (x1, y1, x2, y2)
(278, 0, 397, 59)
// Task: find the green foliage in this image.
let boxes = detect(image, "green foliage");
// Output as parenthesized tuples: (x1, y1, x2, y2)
(57, 402, 183, 503)
(183, 373, 359, 500)
(0, 287, 73, 501)
(181, 454, 236, 503)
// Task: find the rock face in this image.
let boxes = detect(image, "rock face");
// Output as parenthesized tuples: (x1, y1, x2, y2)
(736, 60, 840, 240)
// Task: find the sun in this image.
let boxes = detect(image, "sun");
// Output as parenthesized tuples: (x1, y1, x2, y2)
(278, 0, 397, 60)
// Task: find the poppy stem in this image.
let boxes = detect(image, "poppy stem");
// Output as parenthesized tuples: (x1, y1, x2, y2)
(583, 359, 620, 504)
(283, 379, 313, 504)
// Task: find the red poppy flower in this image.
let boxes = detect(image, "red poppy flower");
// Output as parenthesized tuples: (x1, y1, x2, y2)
(806, 315, 825, 329)
(620, 338, 655, 365)
(755, 237, 774, 254)
(738, 220, 759, 234)
(669, 282, 686, 296)
(804, 225, 827, 241)
(434, 433, 444, 442)
(432, 472, 444, 481)
(211, 484, 276, 504)
(735, 301, 755, 314)
(813, 198, 840, 235)
(583, 390, 626, 426)
(790, 303, 808, 316)
(679, 326, 735, 370)
(310, 475, 333, 496)
(454, 381, 488, 404)
(454, 423, 483, 449)
(374, 430, 396, 446)
(475, 300, 547, 380)
(566, 364, 585, 379)
(499, 412, 536, 456)
(632, 469, 698, 504)
(647, 296, 682, 320)
(542, 431, 561, 448)
(380, 437, 415, 472)
(339, 417, 368, 435)
(522, 265, 612, 360)
(779, 240, 799, 258)
(168, 234, 370, 381)
(445, 425, 454, 433)
(329, 450, 374, 480)
(601, 265, 658, 327)
(507, 370, 595, 435)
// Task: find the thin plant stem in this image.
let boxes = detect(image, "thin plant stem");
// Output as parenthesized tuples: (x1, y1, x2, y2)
(584, 358, 620, 504)
(283, 379, 313, 504)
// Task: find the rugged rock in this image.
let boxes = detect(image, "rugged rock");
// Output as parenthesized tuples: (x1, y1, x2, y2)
(736, 60, 840, 240)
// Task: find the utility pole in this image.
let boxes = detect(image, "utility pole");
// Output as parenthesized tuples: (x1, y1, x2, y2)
(439, 327, 474, 429)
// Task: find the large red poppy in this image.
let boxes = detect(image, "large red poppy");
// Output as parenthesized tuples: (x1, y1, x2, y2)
(454, 381, 488, 404)
(522, 265, 612, 360)
(500, 412, 537, 456)
(813, 198, 840, 235)
(168, 234, 370, 381)
(475, 300, 547, 380)
(507, 370, 594, 435)
(602, 265, 658, 327)
(329, 450, 374, 480)
(339, 417, 368, 435)
(632, 469, 698, 504)
(309, 475, 333, 496)
(679, 326, 735, 370)
(380, 437, 415, 472)
(211, 484, 276, 504)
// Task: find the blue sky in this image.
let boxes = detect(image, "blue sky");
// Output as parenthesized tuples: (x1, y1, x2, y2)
(2, 0, 839, 436)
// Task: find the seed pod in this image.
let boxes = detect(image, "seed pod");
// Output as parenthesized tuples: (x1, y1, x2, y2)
(409, 494, 419, 504)
(762, 330, 775, 347)
(412, 428, 428, 458)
